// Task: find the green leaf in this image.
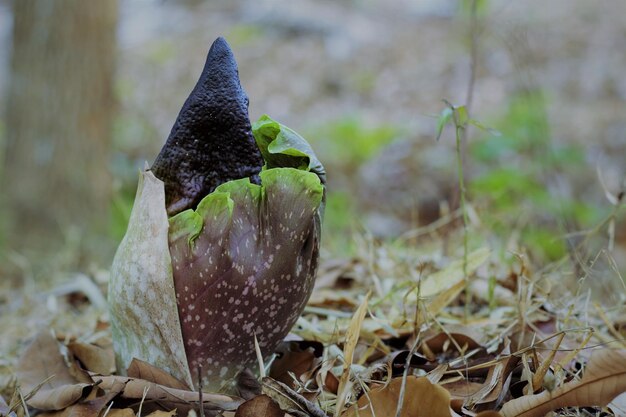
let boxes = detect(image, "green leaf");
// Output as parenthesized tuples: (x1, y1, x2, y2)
(252, 115, 326, 183)
(468, 118, 501, 136)
(436, 107, 454, 141)
(455, 105, 469, 127)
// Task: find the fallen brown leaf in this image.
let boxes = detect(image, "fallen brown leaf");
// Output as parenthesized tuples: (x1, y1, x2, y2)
(443, 354, 519, 411)
(388, 349, 429, 376)
(234, 395, 284, 417)
(270, 341, 323, 387)
(127, 358, 190, 390)
(16, 332, 94, 410)
(105, 409, 135, 417)
(342, 376, 452, 417)
(314, 258, 358, 289)
(422, 328, 484, 357)
(37, 399, 105, 417)
(236, 368, 262, 400)
(68, 341, 115, 375)
(37, 381, 124, 417)
(95, 374, 241, 412)
(144, 410, 177, 417)
(500, 349, 626, 417)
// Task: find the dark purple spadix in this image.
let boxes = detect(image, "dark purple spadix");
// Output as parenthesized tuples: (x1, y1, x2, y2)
(151, 37, 263, 216)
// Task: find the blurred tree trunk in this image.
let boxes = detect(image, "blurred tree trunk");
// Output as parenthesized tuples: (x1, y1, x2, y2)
(2, 0, 118, 259)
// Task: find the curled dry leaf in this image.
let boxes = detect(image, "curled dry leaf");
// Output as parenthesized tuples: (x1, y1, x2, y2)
(104, 409, 135, 417)
(144, 410, 177, 417)
(444, 355, 519, 412)
(234, 395, 284, 417)
(126, 358, 190, 390)
(421, 326, 485, 354)
(16, 332, 94, 411)
(94, 375, 242, 412)
(342, 376, 452, 417)
(67, 341, 115, 376)
(269, 341, 323, 388)
(388, 349, 429, 376)
(500, 349, 626, 417)
(236, 368, 262, 400)
(261, 377, 327, 417)
(36, 384, 124, 417)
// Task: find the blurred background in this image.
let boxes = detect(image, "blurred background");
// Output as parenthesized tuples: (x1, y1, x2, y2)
(0, 0, 624, 281)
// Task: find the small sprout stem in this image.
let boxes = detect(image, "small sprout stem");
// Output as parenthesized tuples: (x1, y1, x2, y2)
(444, 100, 471, 320)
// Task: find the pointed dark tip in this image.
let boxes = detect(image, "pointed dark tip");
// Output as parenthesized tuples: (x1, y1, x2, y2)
(207, 37, 233, 62)
(200, 37, 240, 90)
(211, 36, 230, 51)
(151, 36, 263, 216)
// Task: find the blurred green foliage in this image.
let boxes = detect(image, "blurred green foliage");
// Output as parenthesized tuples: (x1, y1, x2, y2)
(305, 116, 403, 254)
(226, 24, 265, 47)
(459, 0, 490, 16)
(146, 40, 177, 65)
(469, 92, 604, 261)
(106, 93, 611, 266)
(306, 116, 400, 170)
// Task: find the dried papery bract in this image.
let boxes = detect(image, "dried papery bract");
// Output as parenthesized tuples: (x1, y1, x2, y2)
(109, 170, 193, 388)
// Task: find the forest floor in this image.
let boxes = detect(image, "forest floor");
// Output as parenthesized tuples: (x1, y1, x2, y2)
(1, 1, 626, 416)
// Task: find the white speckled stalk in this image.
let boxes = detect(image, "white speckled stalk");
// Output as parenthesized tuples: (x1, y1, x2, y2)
(109, 170, 193, 388)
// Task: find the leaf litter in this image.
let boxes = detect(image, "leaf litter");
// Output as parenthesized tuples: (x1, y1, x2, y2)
(1, 222, 626, 417)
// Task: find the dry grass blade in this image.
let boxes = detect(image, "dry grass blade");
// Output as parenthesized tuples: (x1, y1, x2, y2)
(254, 333, 266, 379)
(395, 335, 421, 417)
(261, 377, 327, 417)
(531, 332, 564, 392)
(554, 330, 593, 374)
(335, 291, 371, 416)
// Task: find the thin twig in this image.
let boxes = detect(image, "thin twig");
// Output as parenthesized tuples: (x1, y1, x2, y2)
(444, 99, 471, 319)
(394, 332, 421, 417)
(464, 0, 479, 128)
(197, 365, 205, 417)
(137, 385, 149, 417)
